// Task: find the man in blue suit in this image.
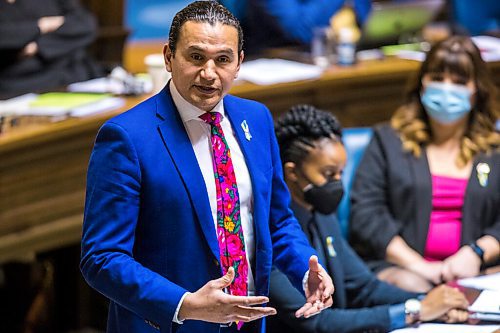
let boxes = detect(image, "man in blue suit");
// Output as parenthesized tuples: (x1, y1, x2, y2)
(80, 1, 334, 332)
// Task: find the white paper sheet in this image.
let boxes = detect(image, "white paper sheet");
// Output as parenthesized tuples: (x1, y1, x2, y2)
(0, 93, 38, 115)
(396, 36, 500, 62)
(68, 76, 153, 95)
(390, 323, 499, 333)
(458, 273, 500, 292)
(0, 93, 124, 118)
(472, 36, 500, 62)
(70, 96, 125, 117)
(469, 290, 500, 315)
(238, 59, 324, 85)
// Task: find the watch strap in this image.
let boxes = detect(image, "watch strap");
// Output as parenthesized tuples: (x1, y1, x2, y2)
(468, 242, 485, 263)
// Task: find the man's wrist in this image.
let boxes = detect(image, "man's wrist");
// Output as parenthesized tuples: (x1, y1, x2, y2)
(175, 292, 192, 323)
(302, 269, 310, 293)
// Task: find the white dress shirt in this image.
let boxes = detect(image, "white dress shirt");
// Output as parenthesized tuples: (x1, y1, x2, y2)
(169, 82, 256, 323)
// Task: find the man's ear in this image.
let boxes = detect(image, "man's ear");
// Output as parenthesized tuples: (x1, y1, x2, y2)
(235, 50, 244, 78)
(163, 43, 173, 72)
(284, 162, 298, 182)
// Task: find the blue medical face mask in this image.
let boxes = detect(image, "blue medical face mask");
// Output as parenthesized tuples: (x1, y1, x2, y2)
(421, 81, 472, 124)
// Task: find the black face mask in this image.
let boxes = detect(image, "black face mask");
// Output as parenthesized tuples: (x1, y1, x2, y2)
(303, 179, 344, 215)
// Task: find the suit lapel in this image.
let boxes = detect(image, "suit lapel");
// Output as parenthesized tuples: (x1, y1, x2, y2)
(223, 97, 265, 228)
(224, 97, 270, 286)
(315, 213, 346, 308)
(155, 87, 220, 261)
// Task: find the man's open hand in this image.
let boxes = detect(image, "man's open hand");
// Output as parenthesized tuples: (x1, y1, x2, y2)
(179, 267, 276, 324)
(295, 255, 334, 318)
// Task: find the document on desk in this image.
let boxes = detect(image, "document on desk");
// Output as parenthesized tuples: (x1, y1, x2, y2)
(458, 273, 500, 291)
(0, 93, 37, 115)
(469, 290, 500, 315)
(395, 36, 500, 62)
(238, 59, 324, 85)
(472, 36, 500, 62)
(390, 323, 499, 333)
(0, 92, 124, 118)
(69, 96, 125, 117)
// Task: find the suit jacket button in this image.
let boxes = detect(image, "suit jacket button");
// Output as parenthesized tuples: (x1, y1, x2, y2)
(214, 259, 220, 266)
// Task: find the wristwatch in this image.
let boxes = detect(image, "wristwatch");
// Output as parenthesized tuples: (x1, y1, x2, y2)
(405, 298, 421, 324)
(468, 242, 485, 263)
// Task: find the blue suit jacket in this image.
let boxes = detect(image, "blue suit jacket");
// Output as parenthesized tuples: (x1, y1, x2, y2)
(80, 86, 316, 333)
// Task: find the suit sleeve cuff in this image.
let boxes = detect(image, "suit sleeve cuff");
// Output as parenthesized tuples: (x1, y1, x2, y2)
(389, 303, 406, 330)
(172, 292, 191, 324)
(302, 270, 309, 294)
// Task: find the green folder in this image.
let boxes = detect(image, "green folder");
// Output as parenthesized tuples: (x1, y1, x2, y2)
(29, 92, 111, 115)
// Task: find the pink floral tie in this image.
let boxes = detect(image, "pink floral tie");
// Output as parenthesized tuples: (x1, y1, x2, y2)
(200, 112, 248, 328)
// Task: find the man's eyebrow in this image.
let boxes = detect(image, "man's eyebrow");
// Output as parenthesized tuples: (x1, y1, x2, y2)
(186, 45, 235, 55)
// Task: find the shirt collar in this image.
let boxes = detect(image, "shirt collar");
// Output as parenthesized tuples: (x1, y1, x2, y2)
(169, 80, 225, 123)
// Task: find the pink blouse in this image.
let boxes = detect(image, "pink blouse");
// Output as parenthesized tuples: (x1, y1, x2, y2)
(424, 175, 468, 261)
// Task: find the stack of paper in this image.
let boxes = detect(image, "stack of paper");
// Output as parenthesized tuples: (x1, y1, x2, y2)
(238, 59, 324, 85)
(27, 93, 112, 116)
(395, 36, 500, 62)
(458, 273, 500, 291)
(0, 93, 38, 116)
(390, 323, 499, 333)
(468, 290, 500, 322)
(0, 92, 124, 119)
(472, 36, 500, 62)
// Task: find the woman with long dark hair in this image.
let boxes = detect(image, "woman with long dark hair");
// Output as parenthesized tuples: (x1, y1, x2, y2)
(350, 36, 500, 292)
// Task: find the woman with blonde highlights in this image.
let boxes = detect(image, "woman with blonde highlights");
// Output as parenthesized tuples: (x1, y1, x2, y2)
(350, 36, 500, 293)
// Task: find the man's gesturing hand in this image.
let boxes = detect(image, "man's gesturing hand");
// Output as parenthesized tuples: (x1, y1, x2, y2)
(178, 267, 276, 324)
(295, 255, 335, 318)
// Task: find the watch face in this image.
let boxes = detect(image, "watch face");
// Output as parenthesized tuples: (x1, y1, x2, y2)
(405, 299, 421, 314)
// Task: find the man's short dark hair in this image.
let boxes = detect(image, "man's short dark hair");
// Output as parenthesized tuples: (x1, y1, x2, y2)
(169, 1, 244, 55)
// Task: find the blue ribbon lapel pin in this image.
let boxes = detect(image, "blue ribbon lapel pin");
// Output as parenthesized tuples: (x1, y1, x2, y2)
(241, 120, 252, 141)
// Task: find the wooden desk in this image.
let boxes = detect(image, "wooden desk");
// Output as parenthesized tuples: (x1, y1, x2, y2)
(0, 96, 145, 263)
(1, 52, 499, 262)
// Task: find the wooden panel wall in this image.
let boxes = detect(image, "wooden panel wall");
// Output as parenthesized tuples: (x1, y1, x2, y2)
(81, 0, 129, 67)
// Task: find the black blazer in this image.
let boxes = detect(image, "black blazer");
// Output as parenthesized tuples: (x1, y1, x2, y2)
(350, 124, 500, 268)
(0, 0, 102, 96)
(266, 202, 416, 333)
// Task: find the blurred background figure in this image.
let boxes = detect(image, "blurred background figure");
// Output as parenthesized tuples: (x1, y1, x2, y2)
(125, 0, 189, 41)
(0, 0, 103, 96)
(350, 35, 500, 293)
(220, 0, 371, 55)
(450, 0, 500, 36)
(269, 104, 469, 333)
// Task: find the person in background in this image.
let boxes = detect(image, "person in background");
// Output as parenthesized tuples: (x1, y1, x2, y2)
(80, 2, 334, 332)
(0, 0, 103, 96)
(220, 0, 371, 55)
(268, 104, 469, 333)
(350, 35, 500, 293)
(451, 0, 499, 36)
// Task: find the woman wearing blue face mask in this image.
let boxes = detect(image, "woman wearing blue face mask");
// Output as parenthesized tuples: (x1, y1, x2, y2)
(267, 104, 469, 333)
(350, 35, 500, 293)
